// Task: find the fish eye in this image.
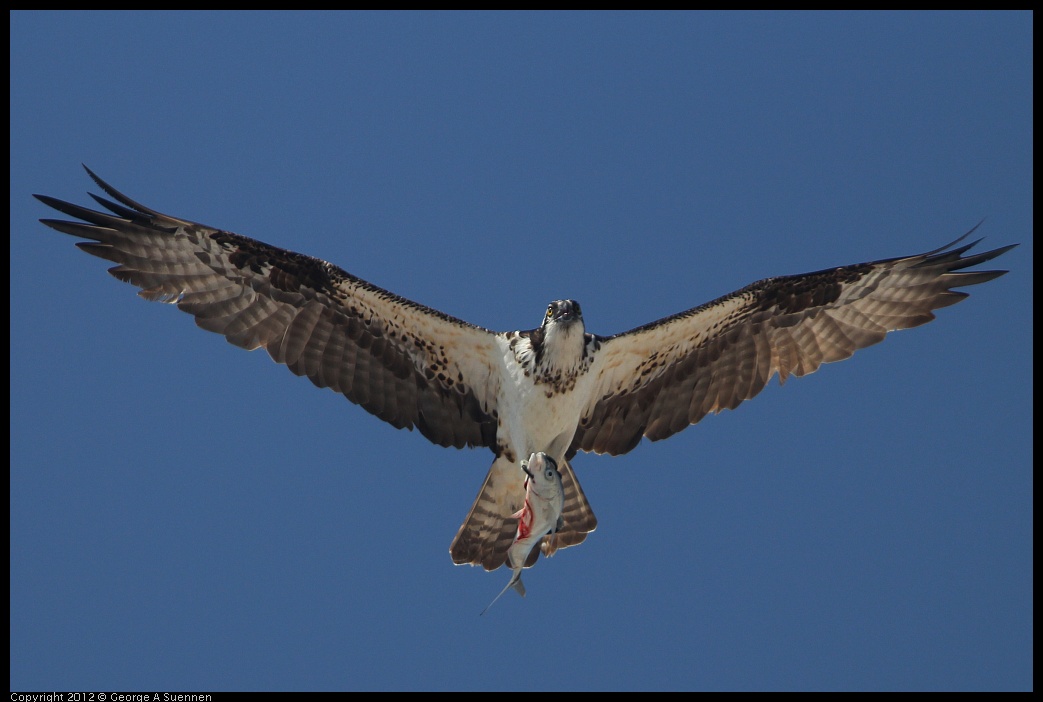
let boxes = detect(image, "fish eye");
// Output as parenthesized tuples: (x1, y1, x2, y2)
(545, 468, 555, 479)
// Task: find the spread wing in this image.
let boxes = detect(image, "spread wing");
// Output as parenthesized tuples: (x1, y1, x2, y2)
(573, 232, 1015, 456)
(35, 167, 502, 450)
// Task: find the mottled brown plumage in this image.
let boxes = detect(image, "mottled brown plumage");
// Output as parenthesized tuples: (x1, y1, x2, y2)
(35, 166, 1014, 576)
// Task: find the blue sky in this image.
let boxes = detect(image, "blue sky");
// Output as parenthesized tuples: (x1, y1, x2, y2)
(10, 11, 1031, 691)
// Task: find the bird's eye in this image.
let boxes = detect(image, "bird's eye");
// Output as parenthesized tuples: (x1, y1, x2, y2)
(546, 305, 554, 318)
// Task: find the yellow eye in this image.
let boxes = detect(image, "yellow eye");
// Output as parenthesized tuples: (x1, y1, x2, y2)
(546, 305, 553, 318)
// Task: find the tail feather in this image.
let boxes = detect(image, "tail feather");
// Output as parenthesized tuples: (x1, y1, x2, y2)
(451, 456, 598, 570)
(450, 455, 521, 571)
(541, 458, 598, 558)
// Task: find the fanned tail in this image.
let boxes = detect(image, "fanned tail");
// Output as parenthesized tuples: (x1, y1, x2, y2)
(452, 456, 598, 570)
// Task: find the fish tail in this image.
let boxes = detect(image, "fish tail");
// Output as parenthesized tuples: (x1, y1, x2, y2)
(480, 569, 525, 616)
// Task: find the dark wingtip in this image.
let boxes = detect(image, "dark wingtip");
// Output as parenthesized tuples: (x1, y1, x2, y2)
(34, 193, 86, 222)
(82, 164, 117, 199)
(76, 165, 162, 217)
(82, 163, 102, 185)
(921, 221, 982, 257)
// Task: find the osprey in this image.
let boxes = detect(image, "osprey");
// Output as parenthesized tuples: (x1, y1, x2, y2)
(35, 167, 1015, 573)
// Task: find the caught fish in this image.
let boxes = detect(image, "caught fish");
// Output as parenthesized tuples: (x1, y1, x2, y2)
(481, 452, 565, 615)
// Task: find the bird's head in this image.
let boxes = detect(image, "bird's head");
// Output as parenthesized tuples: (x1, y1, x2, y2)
(541, 299, 583, 330)
(523, 299, 588, 384)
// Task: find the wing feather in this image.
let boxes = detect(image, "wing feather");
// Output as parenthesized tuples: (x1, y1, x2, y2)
(574, 231, 1015, 456)
(36, 167, 502, 450)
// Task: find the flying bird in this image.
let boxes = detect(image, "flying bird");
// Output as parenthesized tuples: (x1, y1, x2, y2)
(35, 167, 1015, 574)
(482, 452, 565, 616)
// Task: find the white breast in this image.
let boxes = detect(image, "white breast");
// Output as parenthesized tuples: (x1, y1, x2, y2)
(492, 335, 598, 461)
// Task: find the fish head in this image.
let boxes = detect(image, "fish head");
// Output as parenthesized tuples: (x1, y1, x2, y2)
(523, 452, 563, 501)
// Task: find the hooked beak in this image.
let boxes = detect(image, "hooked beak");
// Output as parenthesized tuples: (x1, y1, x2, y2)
(545, 299, 582, 327)
(555, 300, 579, 323)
